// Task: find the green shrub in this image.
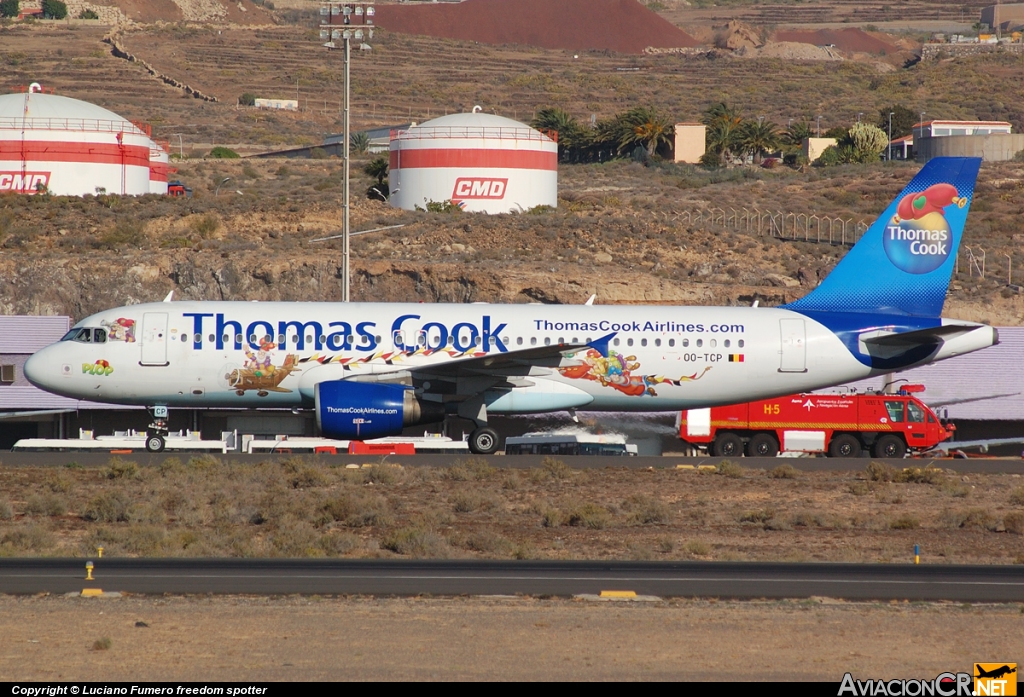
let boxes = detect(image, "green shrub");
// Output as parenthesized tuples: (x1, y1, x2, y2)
(189, 213, 220, 238)
(542, 456, 572, 480)
(97, 219, 146, 249)
(0, 0, 18, 19)
(239, 93, 256, 106)
(622, 495, 671, 525)
(42, 0, 66, 19)
(380, 526, 451, 557)
(106, 457, 139, 480)
(890, 515, 920, 530)
(566, 502, 609, 529)
(1004, 511, 1024, 535)
(866, 461, 896, 482)
(78, 8, 98, 18)
(92, 637, 112, 651)
(320, 493, 391, 528)
(769, 464, 799, 479)
(84, 491, 130, 523)
(716, 460, 743, 478)
(1009, 486, 1024, 506)
(209, 146, 240, 159)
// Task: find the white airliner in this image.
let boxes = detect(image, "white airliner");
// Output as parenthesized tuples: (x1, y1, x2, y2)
(25, 157, 997, 453)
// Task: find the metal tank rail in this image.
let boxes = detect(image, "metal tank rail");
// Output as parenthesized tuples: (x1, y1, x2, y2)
(393, 125, 555, 142)
(0, 117, 147, 135)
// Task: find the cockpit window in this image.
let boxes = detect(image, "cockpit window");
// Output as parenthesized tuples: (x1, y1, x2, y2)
(93, 328, 106, 343)
(61, 330, 79, 341)
(70, 328, 93, 343)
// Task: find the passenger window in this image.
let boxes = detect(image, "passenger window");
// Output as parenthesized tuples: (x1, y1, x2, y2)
(627, 338, 633, 347)
(277, 334, 285, 344)
(884, 401, 905, 423)
(641, 338, 647, 347)
(724, 339, 730, 348)
(235, 334, 243, 344)
(696, 339, 703, 348)
(613, 338, 620, 347)
(93, 329, 106, 343)
(668, 338, 675, 347)
(710, 339, 717, 348)
(682, 339, 688, 347)
(544, 337, 551, 346)
(249, 334, 257, 343)
(193, 333, 202, 344)
(209, 334, 216, 343)
(517, 337, 523, 346)
(907, 403, 925, 423)
(655, 338, 661, 347)
(182, 334, 188, 343)
(306, 334, 313, 344)
(530, 337, 537, 346)
(739, 339, 745, 348)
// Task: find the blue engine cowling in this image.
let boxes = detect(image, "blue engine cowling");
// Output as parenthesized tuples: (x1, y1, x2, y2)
(315, 380, 445, 440)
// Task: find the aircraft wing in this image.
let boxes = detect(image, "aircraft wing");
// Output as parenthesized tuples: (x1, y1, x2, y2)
(409, 341, 592, 380)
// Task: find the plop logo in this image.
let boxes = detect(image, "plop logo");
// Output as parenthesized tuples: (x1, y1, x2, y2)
(883, 183, 966, 275)
(82, 360, 113, 376)
(452, 177, 508, 200)
(0, 171, 50, 194)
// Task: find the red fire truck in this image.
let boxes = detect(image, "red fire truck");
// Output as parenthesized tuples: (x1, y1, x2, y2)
(677, 386, 953, 458)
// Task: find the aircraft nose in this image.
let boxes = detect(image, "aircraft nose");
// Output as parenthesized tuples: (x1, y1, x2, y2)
(24, 348, 56, 391)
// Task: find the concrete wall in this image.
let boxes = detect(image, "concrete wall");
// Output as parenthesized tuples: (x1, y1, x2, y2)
(802, 137, 837, 162)
(921, 42, 1024, 59)
(914, 133, 1024, 162)
(673, 123, 706, 164)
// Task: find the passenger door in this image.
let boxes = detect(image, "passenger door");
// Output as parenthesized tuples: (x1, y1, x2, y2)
(779, 319, 807, 373)
(140, 312, 169, 366)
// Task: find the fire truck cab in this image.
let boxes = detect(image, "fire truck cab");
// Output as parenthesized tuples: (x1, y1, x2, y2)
(678, 386, 953, 458)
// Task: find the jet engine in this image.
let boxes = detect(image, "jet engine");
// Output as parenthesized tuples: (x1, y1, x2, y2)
(315, 380, 445, 440)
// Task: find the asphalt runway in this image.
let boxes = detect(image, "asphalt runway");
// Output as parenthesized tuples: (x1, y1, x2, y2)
(2, 559, 1023, 601)
(4, 451, 1024, 473)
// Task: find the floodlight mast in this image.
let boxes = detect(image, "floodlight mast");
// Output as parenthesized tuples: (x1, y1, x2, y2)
(319, 2, 376, 302)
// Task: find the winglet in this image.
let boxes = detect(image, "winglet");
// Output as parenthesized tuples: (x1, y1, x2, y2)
(587, 332, 616, 357)
(162, 291, 174, 303)
(584, 294, 596, 306)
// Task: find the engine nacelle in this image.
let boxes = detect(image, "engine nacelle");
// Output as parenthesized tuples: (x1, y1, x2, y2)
(315, 380, 445, 440)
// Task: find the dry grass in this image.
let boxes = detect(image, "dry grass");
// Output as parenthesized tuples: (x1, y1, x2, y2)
(0, 456, 1022, 563)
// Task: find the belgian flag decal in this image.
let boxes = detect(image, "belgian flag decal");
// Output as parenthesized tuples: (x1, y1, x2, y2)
(728, 354, 744, 362)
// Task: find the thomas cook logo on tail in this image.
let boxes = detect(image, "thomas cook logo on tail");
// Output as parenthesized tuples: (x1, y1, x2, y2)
(883, 183, 967, 275)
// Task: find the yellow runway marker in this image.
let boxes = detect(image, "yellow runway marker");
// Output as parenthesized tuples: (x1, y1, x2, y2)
(599, 590, 637, 598)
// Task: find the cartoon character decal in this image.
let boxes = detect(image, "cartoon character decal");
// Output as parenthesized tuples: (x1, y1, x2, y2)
(102, 318, 136, 343)
(559, 348, 711, 397)
(885, 182, 967, 276)
(225, 340, 301, 397)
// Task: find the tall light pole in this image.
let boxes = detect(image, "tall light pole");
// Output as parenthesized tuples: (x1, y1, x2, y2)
(816, 115, 821, 138)
(320, 3, 376, 303)
(888, 111, 893, 160)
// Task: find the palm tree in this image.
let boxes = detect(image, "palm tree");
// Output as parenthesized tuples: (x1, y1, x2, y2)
(783, 121, 812, 147)
(702, 102, 744, 164)
(364, 155, 388, 185)
(617, 106, 674, 157)
(350, 131, 370, 155)
(531, 108, 586, 161)
(738, 120, 780, 164)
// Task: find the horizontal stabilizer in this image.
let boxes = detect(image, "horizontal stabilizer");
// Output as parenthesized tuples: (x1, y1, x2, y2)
(860, 324, 982, 348)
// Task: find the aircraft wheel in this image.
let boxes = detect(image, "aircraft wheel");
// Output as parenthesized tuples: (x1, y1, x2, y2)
(746, 433, 779, 458)
(712, 432, 743, 457)
(829, 434, 861, 458)
(873, 434, 906, 459)
(145, 434, 165, 453)
(257, 390, 269, 397)
(469, 427, 500, 455)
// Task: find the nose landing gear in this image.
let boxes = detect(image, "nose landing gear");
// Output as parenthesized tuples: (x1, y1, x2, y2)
(146, 405, 169, 453)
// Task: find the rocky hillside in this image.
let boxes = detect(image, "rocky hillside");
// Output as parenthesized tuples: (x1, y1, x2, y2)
(1, 157, 1022, 326)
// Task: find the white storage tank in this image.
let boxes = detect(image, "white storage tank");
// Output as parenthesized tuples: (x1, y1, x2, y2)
(149, 139, 170, 195)
(0, 84, 155, 196)
(389, 108, 558, 214)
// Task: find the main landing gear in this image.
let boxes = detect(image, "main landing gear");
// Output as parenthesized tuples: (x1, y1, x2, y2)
(468, 426, 500, 455)
(145, 406, 169, 453)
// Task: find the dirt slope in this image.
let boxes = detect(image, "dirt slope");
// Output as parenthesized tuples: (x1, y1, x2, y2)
(375, 0, 700, 54)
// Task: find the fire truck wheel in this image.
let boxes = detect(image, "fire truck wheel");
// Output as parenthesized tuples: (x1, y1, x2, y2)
(828, 434, 861, 458)
(712, 432, 743, 457)
(747, 433, 779, 457)
(873, 434, 906, 459)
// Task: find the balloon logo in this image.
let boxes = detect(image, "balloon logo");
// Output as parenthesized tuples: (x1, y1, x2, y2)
(882, 211, 951, 275)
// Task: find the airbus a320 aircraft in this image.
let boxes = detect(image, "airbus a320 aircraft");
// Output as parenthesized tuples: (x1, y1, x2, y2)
(26, 157, 996, 453)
